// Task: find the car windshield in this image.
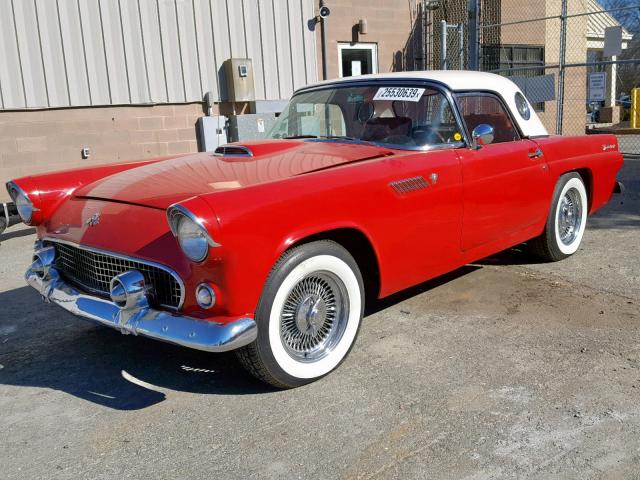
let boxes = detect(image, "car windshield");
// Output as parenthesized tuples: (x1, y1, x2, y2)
(268, 83, 464, 149)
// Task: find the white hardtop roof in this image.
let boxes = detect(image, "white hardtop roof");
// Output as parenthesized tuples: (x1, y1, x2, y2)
(299, 70, 549, 138)
(305, 70, 516, 92)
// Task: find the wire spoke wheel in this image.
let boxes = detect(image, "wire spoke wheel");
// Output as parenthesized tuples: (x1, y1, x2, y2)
(557, 187, 582, 246)
(236, 241, 364, 388)
(280, 271, 349, 362)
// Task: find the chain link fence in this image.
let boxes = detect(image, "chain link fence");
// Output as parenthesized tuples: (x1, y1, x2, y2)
(478, 0, 640, 155)
(403, 0, 640, 155)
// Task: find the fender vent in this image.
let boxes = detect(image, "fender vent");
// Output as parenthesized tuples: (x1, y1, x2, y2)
(214, 145, 253, 157)
(390, 176, 429, 195)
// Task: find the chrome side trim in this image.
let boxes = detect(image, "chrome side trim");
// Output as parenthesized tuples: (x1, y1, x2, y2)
(26, 267, 257, 353)
(44, 237, 186, 311)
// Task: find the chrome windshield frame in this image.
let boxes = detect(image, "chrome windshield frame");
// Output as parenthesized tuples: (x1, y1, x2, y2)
(282, 78, 470, 151)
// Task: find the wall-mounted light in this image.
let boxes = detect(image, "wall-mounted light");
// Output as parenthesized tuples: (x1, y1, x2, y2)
(358, 18, 367, 35)
(424, 0, 441, 10)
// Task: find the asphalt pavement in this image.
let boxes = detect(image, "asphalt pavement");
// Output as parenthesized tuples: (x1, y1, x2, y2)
(1, 159, 639, 479)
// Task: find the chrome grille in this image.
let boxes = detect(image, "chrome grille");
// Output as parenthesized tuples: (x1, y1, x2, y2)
(50, 241, 183, 309)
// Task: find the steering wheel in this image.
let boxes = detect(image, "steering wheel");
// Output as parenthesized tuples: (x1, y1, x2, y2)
(381, 135, 416, 146)
(412, 126, 446, 145)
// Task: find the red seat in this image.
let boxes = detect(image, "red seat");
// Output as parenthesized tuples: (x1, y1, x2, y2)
(361, 117, 412, 142)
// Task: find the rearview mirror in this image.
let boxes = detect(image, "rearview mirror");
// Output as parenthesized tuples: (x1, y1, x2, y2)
(471, 124, 494, 149)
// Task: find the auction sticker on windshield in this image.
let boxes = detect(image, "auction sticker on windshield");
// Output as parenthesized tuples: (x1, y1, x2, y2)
(373, 87, 425, 102)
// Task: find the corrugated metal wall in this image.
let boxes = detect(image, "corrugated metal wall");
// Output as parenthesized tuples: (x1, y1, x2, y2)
(0, 0, 318, 109)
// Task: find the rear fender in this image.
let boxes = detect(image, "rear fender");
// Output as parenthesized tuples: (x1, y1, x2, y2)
(533, 134, 623, 214)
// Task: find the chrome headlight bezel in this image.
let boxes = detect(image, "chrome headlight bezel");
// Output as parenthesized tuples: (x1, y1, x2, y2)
(6, 181, 35, 224)
(167, 204, 219, 263)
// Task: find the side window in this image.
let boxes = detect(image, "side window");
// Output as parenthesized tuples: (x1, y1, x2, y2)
(457, 94, 520, 144)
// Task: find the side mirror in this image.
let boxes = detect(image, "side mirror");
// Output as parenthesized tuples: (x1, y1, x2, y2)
(471, 124, 494, 149)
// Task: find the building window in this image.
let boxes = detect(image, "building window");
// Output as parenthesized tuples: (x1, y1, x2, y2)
(338, 43, 378, 78)
(482, 44, 545, 112)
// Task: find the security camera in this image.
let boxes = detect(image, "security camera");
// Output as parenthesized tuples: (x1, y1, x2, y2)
(319, 5, 330, 17)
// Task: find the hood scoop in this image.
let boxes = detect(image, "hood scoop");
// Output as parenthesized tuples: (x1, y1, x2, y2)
(214, 145, 253, 157)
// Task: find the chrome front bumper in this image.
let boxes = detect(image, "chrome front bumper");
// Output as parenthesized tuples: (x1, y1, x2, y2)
(25, 267, 257, 352)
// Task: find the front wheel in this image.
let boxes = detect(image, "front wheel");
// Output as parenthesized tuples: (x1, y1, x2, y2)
(529, 172, 588, 261)
(236, 240, 364, 388)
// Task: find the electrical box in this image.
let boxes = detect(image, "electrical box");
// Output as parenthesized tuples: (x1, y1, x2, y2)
(197, 115, 228, 151)
(250, 100, 289, 114)
(227, 113, 278, 142)
(223, 58, 255, 102)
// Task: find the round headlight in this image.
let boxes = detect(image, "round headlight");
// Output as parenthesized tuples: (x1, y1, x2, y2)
(13, 189, 33, 223)
(177, 215, 209, 262)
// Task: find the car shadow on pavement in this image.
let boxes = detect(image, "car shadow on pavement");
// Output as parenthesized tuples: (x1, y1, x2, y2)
(366, 265, 482, 315)
(0, 286, 276, 411)
(2, 266, 491, 409)
(5, 223, 623, 409)
(0, 227, 36, 242)
(476, 245, 547, 267)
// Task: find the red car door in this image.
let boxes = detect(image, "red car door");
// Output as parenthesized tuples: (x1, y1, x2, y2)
(375, 148, 463, 292)
(456, 93, 549, 251)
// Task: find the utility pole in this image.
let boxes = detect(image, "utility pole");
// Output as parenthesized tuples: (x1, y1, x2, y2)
(320, 0, 329, 80)
(467, 0, 479, 70)
(555, 0, 567, 134)
(441, 20, 447, 70)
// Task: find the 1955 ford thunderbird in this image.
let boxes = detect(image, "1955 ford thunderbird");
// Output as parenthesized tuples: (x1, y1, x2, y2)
(7, 71, 623, 388)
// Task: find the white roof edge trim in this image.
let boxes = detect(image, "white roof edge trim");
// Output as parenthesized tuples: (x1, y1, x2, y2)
(296, 71, 549, 138)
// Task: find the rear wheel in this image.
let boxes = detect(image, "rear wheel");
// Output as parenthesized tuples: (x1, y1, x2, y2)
(236, 240, 364, 388)
(529, 172, 588, 261)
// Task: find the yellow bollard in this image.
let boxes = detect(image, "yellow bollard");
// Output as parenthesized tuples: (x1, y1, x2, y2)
(632, 88, 640, 129)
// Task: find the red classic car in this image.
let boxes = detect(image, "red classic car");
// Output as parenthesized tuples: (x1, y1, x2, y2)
(7, 71, 623, 388)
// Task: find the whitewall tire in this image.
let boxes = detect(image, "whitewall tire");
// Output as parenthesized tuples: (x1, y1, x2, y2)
(236, 240, 364, 388)
(530, 172, 588, 261)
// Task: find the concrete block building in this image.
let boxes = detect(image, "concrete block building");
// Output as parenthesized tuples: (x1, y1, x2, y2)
(0, 0, 631, 200)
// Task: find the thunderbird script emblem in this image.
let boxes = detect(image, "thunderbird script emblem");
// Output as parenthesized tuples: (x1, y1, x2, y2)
(85, 213, 101, 227)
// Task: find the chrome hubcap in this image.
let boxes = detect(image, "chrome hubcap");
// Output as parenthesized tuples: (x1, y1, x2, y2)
(280, 272, 349, 362)
(558, 187, 582, 245)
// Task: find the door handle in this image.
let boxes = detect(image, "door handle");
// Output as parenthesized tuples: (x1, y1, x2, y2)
(528, 148, 543, 159)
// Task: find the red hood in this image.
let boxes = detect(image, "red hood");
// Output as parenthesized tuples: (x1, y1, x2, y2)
(74, 140, 394, 209)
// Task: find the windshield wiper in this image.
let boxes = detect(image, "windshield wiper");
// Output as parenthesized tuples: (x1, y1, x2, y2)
(321, 135, 359, 141)
(320, 135, 376, 146)
(283, 134, 375, 146)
